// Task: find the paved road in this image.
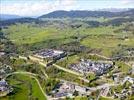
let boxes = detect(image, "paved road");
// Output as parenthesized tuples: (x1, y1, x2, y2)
(89, 53, 110, 59)
(6, 71, 48, 100)
(83, 83, 119, 91)
(59, 79, 118, 91)
(37, 60, 83, 77)
(89, 53, 134, 60)
(53, 64, 96, 83)
(6, 71, 37, 77)
(53, 64, 83, 76)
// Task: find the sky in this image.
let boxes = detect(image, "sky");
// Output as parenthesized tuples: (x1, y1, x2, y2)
(1, 0, 134, 16)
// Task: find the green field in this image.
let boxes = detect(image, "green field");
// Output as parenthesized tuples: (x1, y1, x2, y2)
(115, 61, 132, 74)
(3, 24, 58, 44)
(3, 23, 123, 45)
(81, 35, 134, 57)
(3, 23, 134, 57)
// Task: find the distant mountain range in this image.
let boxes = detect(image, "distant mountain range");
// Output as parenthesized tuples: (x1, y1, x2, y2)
(0, 17, 41, 27)
(0, 9, 134, 27)
(0, 14, 23, 20)
(97, 8, 131, 12)
(1, 8, 133, 20)
(39, 9, 134, 18)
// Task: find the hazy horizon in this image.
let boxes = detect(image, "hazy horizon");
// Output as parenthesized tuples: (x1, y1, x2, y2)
(1, 0, 134, 17)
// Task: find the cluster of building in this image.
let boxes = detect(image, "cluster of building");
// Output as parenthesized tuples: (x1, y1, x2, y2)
(113, 76, 134, 99)
(0, 64, 12, 97)
(0, 64, 12, 79)
(127, 48, 134, 56)
(0, 79, 13, 97)
(69, 59, 113, 75)
(51, 81, 90, 98)
(114, 85, 134, 99)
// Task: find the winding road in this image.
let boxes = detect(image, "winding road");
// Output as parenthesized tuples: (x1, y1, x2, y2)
(6, 71, 48, 100)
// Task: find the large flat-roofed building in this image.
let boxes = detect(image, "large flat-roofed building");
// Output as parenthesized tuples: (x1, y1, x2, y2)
(35, 49, 64, 59)
(29, 49, 66, 66)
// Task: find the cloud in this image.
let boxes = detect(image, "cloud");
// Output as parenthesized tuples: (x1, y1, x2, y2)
(1, 0, 77, 16)
(60, 0, 76, 6)
(121, 0, 134, 4)
(1, 0, 133, 16)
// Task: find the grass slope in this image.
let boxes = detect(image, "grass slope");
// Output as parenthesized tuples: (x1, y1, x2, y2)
(2, 74, 46, 100)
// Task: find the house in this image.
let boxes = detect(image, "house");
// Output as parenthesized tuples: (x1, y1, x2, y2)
(75, 85, 86, 93)
(0, 64, 12, 79)
(0, 52, 5, 57)
(122, 76, 134, 85)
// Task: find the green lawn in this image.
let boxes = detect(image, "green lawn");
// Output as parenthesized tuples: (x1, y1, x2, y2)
(115, 61, 132, 74)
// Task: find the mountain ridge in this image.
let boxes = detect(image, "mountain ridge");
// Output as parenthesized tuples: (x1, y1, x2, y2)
(39, 9, 134, 18)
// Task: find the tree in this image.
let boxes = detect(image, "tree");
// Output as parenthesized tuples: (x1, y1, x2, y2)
(87, 73, 96, 81)
(73, 90, 79, 96)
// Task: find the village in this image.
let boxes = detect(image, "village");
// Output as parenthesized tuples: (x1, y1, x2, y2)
(0, 48, 134, 100)
(49, 75, 134, 99)
(51, 80, 91, 98)
(68, 59, 113, 75)
(27, 49, 134, 99)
